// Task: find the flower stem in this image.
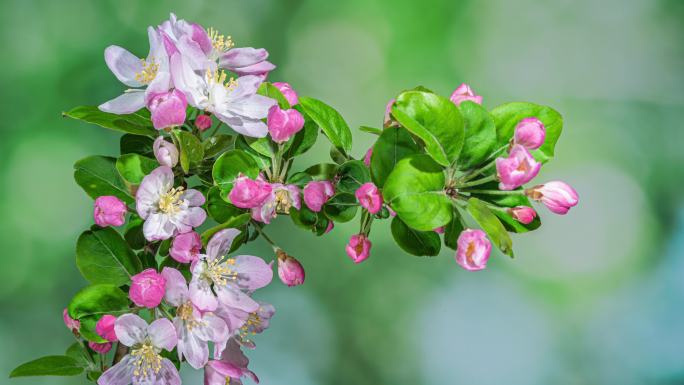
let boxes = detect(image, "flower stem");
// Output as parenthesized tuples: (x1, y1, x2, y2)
(461, 189, 525, 196)
(457, 174, 496, 189)
(461, 145, 508, 182)
(251, 221, 279, 252)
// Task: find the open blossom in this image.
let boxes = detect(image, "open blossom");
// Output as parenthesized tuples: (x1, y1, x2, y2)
(97, 314, 179, 385)
(508, 206, 537, 224)
(495, 144, 541, 190)
(276, 250, 305, 287)
(525, 181, 579, 215)
(94, 196, 127, 227)
(153, 136, 179, 168)
(96, 315, 118, 342)
(148, 89, 187, 130)
(346, 234, 371, 263)
(303, 180, 334, 212)
(449, 83, 483, 106)
(169, 231, 202, 263)
(455, 229, 491, 271)
(355, 182, 383, 214)
(63, 308, 80, 333)
(514, 117, 546, 150)
(136, 166, 206, 241)
(189, 229, 272, 314)
(267, 105, 304, 143)
(272, 82, 299, 106)
(219, 47, 276, 77)
(130, 269, 166, 308)
(252, 183, 300, 224)
(229, 174, 272, 209)
(205, 340, 259, 385)
(215, 301, 275, 349)
(195, 114, 213, 131)
(162, 267, 229, 369)
(89, 342, 113, 354)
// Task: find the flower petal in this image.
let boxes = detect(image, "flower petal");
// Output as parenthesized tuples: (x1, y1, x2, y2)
(215, 284, 259, 313)
(179, 329, 209, 369)
(189, 274, 218, 312)
(206, 228, 241, 261)
(97, 355, 135, 385)
(143, 213, 175, 241)
(219, 47, 269, 68)
(136, 166, 174, 219)
(170, 53, 206, 108)
(157, 358, 181, 385)
(104, 45, 143, 88)
(149, 318, 177, 351)
(183, 189, 206, 206)
(114, 314, 149, 347)
(161, 267, 188, 306)
(99, 91, 146, 114)
(232, 255, 273, 290)
(232, 61, 276, 76)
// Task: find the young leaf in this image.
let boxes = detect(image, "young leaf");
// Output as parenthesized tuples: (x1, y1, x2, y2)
(466, 197, 513, 256)
(116, 154, 157, 185)
(76, 227, 142, 286)
(257, 82, 291, 109)
(359, 126, 383, 135)
(391, 91, 465, 167)
(370, 127, 420, 187)
(68, 284, 130, 342)
(391, 216, 441, 256)
(74, 156, 133, 204)
(212, 150, 260, 195)
(457, 101, 497, 170)
(336, 160, 371, 193)
(175, 130, 204, 173)
(323, 193, 358, 223)
(299, 96, 353, 155)
(10, 356, 84, 378)
(383, 154, 452, 231)
(64, 106, 156, 136)
(203, 134, 234, 159)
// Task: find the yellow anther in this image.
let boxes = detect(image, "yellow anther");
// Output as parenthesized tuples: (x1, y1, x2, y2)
(130, 342, 162, 380)
(135, 58, 159, 84)
(207, 27, 234, 52)
(205, 69, 238, 90)
(275, 190, 293, 214)
(158, 186, 185, 214)
(203, 257, 238, 287)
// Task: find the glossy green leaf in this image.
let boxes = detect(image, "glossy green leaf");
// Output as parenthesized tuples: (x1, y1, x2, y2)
(76, 227, 142, 286)
(299, 96, 352, 154)
(74, 156, 133, 204)
(470, 187, 541, 233)
(323, 193, 358, 223)
(290, 206, 330, 235)
(10, 356, 84, 378)
(466, 197, 513, 256)
(212, 150, 259, 195)
(120, 134, 154, 156)
(443, 209, 465, 250)
(370, 127, 420, 187)
(65, 343, 91, 368)
(207, 186, 246, 223)
(244, 136, 275, 158)
(175, 130, 204, 173)
(391, 216, 441, 256)
(203, 134, 234, 159)
(234, 136, 271, 170)
(64, 106, 156, 136)
(287, 172, 313, 187)
(68, 284, 129, 342)
(359, 126, 383, 135)
(285, 113, 319, 158)
(257, 82, 290, 109)
(116, 154, 157, 185)
(336, 160, 371, 193)
(457, 101, 497, 170)
(200, 213, 251, 246)
(304, 163, 338, 181)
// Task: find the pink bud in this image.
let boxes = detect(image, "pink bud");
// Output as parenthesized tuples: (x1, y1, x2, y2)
(129, 269, 166, 308)
(526, 181, 579, 215)
(508, 206, 537, 224)
(434, 226, 445, 234)
(363, 147, 373, 167)
(95, 315, 118, 342)
(147, 89, 187, 130)
(272, 82, 299, 106)
(88, 342, 112, 354)
(153, 136, 179, 168)
(277, 250, 305, 287)
(267, 106, 305, 143)
(195, 114, 213, 131)
(63, 308, 80, 333)
(513, 118, 546, 150)
(325, 221, 335, 234)
(170, 231, 202, 263)
(229, 174, 273, 209)
(93, 196, 127, 227)
(383, 98, 396, 128)
(355, 182, 383, 214)
(495, 144, 541, 190)
(449, 83, 483, 106)
(303, 181, 335, 212)
(455, 229, 491, 271)
(346, 234, 372, 263)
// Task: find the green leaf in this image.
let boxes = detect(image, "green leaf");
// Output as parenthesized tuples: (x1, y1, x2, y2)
(370, 127, 420, 187)
(65, 343, 91, 368)
(64, 106, 156, 136)
(391, 91, 465, 167)
(359, 126, 383, 135)
(466, 197, 513, 256)
(207, 186, 246, 223)
(329, 146, 348, 164)
(200, 213, 251, 246)
(336, 160, 371, 193)
(304, 163, 338, 181)
(391, 216, 441, 256)
(383, 154, 452, 231)
(120, 134, 154, 156)
(290, 206, 330, 235)
(490, 102, 563, 163)
(234, 136, 271, 170)
(116, 154, 157, 185)
(287, 172, 313, 187)
(244, 136, 275, 158)
(285, 113, 319, 158)
(203, 134, 234, 159)
(68, 284, 129, 342)
(175, 130, 204, 174)
(457, 101, 497, 170)
(443, 209, 465, 250)
(470, 187, 541, 233)
(124, 217, 146, 250)
(299, 96, 353, 154)
(323, 193, 358, 223)
(10, 356, 84, 378)
(76, 227, 142, 286)
(74, 156, 133, 204)
(212, 150, 259, 195)
(257, 82, 290, 109)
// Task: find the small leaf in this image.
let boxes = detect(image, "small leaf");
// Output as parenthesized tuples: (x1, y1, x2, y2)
(212, 150, 260, 196)
(466, 197, 513, 256)
(287, 172, 313, 187)
(10, 356, 84, 378)
(203, 134, 234, 159)
(304, 163, 338, 181)
(244, 136, 275, 158)
(74, 156, 133, 204)
(200, 213, 252, 246)
(470, 187, 541, 233)
(290, 206, 330, 235)
(370, 126, 420, 187)
(116, 154, 157, 185)
(257, 82, 290, 109)
(323, 193, 358, 223)
(285, 113, 319, 158)
(391, 216, 441, 256)
(234, 136, 271, 170)
(175, 130, 204, 174)
(68, 284, 129, 342)
(336, 160, 371, 193)
(456, 101, 497, 170)
(207, 186, 246, 223)
(443, 209, 465, 250)
(64, 106, 156, 136)
(359, 126, 383, 135)
(76, 227, 142, 286)
(299, 96, 353, 155)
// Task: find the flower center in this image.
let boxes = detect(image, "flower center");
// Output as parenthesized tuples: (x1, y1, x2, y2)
(177, 301, 202, 330)
(465, 241, 476, 266)
(130, 342, 162, 380)
(275, 190, 292, 214)
(205, 69, 238, 90)
(207, 27, 234, 53)
(135, 58, 159, 85)
(158, 186, 185, 214)
(237, 310, 262, 343)
(203, 257, 237, 287)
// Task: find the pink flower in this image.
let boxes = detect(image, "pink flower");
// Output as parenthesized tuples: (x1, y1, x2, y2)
(214, 301, 275, 349)
(219, 47, 276, 77)
(228, 174, 272, 209)
(495, 144, 541, 190)
(205, 340, 259, 385)
(455, 229, 491, 271)
(170, 231, 202, 263)
(525, 181, 579, 215)
(63, 308, 80, 333)
(93, 196, 127, 227)
(276, 250, 305, 287)
(449, 83, 483, 106)
(383, 98, 396, 128)
(363, 147, 373, 167)
(153, 136, 179, 168)
(272, 82, 299, 106)
(129, 269, 166, 308)
(508, 206, 537, 224)
(346, 234, 371, 264)
(303, 180, 335, 212)
(514, 117, 546, 150)
(95, 315, 118, 342)
(195, 114, 213, 131)
(89, 342, 112, 354)
(355, 182, 383, 214)
(267, 105, 305, 143)
(252, 183, 301, 224)
(147, 89, 187, 130)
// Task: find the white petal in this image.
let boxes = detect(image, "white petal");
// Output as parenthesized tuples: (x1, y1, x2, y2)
(143, 213, 175, 241)
(104, 45, 143, 88)
(149, 318, 177, 351)
(206, 229, 241, 261)
(170, 53, 206, 108)
(97, 355, 134, 385)
(114, 314, 149, 347)
(99, 91, 145, 114)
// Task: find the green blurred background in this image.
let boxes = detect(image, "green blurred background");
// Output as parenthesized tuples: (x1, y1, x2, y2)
(1, 0, 683, 384)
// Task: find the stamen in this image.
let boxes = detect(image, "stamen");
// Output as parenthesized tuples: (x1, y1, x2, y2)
(207, 27, 234, 52)
(130, 342, 162, 380)
(205, 69, 238, 90)
(135, 58, 159, 85)
(203, 257, 238, 287)
(275, 190, 292, 214)
(158, 186, 185, 214)
(177, 302, 202, 331)
(237, 310, 262, 343)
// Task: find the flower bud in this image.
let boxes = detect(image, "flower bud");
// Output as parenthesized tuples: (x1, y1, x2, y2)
(153, 136, 179, 168)
(195, 114, 213, 131)
(272, 82, 299, 106)
(363, 147, 373, 167)
(170, 231, 202, 263)
(267, 106, 305, 143)
(434, 226, 445, 234)
(325, 221, 335, 234)
(276, 250, 305, 287)
(495, 144, 541, 190)
(508, 206, 537, 224)
(303, 181, 335, 212)
(229, 174, 272, 209)
(455, 229, 491, 271)
(513, 117, 546, 150)
(88, 342, 113, 354)
(93, 196, 127, 227)
(147, 89, 187, 130)
(95, 314, 118, 342)
(525, 181, 579, 215)
(383, 98, 396, 128)
(355, 182, 383, 214)
(345, 234, 371, 264)
(129, 269, 166, 308)
(63, 308, 80, 334)
(449, 83, 483, 106)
